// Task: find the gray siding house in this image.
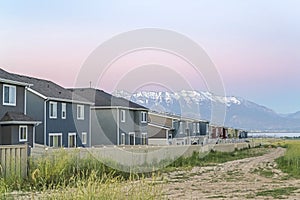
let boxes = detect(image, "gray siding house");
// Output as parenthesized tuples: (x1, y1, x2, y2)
(70, 88, 148, 146)
(0, 69, 92, 148)
(148, 111, 209, 145)
(0, 69, 41, 147)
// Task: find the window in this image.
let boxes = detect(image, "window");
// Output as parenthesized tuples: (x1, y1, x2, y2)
(77, 105, 84, 120)
(141, 112, 147, 123)
(49, 101, 57, 119)
(49, 133, 62, 147)
(61, 103, 66, 119)
(129, 132, 135, 145)
(121, 133, 125, 145)
(68, 133, 76, 148)
(121, 110, 125, 122)
(179, 122, 183, 134)
(141, 133, 147, 145)
(19, 126, 27, 142)
(197, 123, 200, 133)
(82, 132, 87, 145)
(193, 123, 196, 134)
(3, 84, 16, 106)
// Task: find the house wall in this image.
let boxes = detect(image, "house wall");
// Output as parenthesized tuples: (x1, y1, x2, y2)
(0, 83, 25, 118)
(91, 109, 117, 146)
(133, 110, 148, 145)
(148, 126, 167, 139)
(26, 91, 44, 144)
(0, 125, 33, 147)
(46, 101, 90, 147)
(149, 114, 173, 127)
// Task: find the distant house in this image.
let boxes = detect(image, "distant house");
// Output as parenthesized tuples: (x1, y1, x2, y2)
(148, 112, 176, 145)
(70, 88, 148, 146)
(0, 69, 41, 147)
(0, 69, 92, 148)
(148, 111, 209, 145)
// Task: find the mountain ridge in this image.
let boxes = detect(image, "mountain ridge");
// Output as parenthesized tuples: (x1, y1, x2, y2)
(113, 90, 300, 131)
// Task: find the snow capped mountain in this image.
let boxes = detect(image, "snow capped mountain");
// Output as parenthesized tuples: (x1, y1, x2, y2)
(113, 90, 300, 131)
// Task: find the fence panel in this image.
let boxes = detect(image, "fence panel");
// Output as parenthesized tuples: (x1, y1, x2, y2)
(0, 144, 28, 178)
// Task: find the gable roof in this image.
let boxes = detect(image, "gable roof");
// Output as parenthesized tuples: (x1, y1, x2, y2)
(0, 112, 41, 125)
(0, 68, 32, 86)
(0, 68, 91, 104)
(69, 88, 148, 110)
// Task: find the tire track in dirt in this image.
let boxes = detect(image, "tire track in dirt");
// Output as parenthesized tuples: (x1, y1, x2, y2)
(162, 148, 300, 200)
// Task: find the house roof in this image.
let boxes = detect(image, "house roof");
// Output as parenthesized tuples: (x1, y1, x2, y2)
(69, 88, 148, 110)
(0, 68, 91, 104)
(0, 112, 41, 125)
(0, 68, 32, 86)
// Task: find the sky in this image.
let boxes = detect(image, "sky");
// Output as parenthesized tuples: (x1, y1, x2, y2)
(0, 0, 300, 114)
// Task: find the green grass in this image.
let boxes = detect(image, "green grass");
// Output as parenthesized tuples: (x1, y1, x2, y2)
(0, 145, 272, 198)
(256, 187, 298, 199)
(276, 140, 300, 178)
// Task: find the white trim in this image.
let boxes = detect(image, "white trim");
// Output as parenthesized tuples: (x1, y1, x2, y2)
(91, 106, 148, 111)
(19, 125, 28, 142)
(49, 101, 57, 119)
(81, 132, 87, 145)
(3, 84, 16, 106)
(117, 108, 120, 145)
(148, 123, 171, 130)
(49, 97, 93, 105)
(149, 111, 209, 123)
(49, 133, 62, 147)
(27, 88, 93, 105)
(61, 103, 66, 119)
(89, 109, 92, 146)
(24, 86, 27, 114)
(0, 78, 32, 87)
(0, 121, 41, 125)
(68, 132, 77, 148)
(77, 104, 84, 120)
(121, 110, 125, 122)
(44, 100, 49, 146)
(27, 88, 47, 99)
(128, 132, 135, 145)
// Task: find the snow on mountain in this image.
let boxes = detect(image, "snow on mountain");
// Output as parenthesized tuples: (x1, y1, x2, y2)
(113, 90, 300, 131)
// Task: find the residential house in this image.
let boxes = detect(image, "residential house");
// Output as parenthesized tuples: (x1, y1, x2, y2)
(70, 88, 148, 146)
(0, 69, 41, 147)
(0, 69, 93, 148)
(148, 112, 177, 145)
(148, 111, 209, 145)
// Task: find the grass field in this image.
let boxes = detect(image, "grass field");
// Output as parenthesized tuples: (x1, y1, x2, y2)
(1, 142, 299, 199)
(275, 139, 300, 178)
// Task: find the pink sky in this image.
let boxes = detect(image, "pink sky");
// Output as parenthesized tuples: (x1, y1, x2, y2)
(0, 0, 300, 113)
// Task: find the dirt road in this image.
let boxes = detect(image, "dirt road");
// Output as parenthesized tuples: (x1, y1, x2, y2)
(162, 148, 300, 199)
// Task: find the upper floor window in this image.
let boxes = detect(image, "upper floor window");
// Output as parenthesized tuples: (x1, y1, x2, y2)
(77, 105, 84, 120)
(121, 110, 125, 122)
(141, 112, 147, 123)
(3, 84, 16, 106)
(19, 125, 27, 142)
(49, 101, 57, 119)
(61, 103, 66, 119)
(197, 123, 200, 133)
